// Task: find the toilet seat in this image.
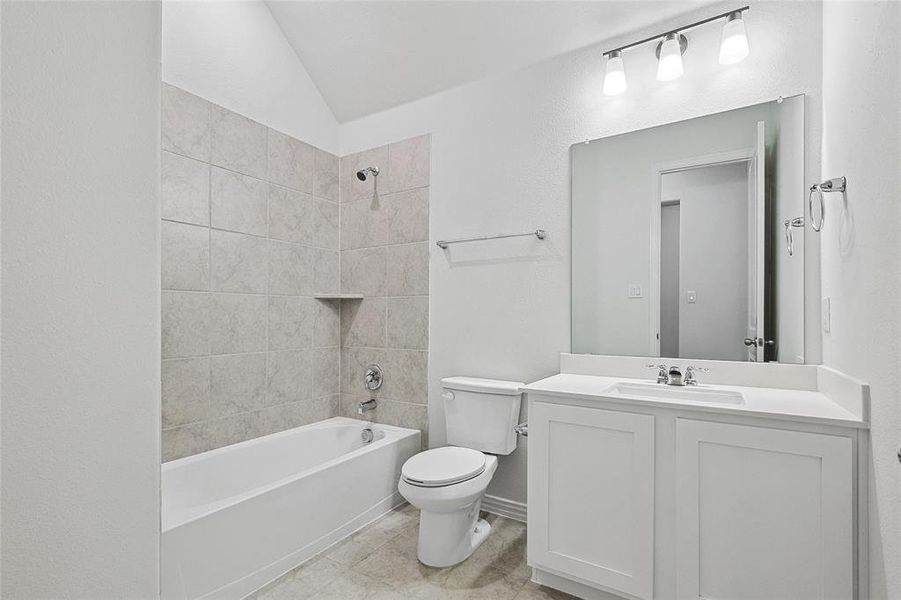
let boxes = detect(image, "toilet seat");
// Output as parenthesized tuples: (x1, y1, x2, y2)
(401, 447, 486, 488)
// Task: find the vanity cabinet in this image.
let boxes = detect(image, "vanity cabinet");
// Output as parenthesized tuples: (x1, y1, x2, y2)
(675, 419, 853, 600)
(527, 395, 861, 600)
(528, 403, 655, 600)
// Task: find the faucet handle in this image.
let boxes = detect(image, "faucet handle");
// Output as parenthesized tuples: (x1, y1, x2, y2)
(684, 365, 709, 385)
(645, 363, 669, 384)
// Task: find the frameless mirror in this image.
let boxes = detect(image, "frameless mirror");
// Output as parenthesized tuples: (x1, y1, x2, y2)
(572, 96, 805, 363)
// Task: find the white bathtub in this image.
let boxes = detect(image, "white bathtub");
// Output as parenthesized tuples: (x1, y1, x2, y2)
(161, 417, 420, 600)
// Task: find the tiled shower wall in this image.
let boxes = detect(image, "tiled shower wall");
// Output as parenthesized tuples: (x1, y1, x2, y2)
(160, 84, 431, 460)
(337, 137, 431, 447)
(160, 84, 341, 461)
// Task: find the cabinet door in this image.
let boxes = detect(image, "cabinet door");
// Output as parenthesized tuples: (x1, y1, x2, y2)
(675, 419, 853, 600)
(529, 402, 655, 600)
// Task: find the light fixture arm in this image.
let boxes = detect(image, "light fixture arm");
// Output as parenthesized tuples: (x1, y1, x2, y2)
(603, 5, 749, 57)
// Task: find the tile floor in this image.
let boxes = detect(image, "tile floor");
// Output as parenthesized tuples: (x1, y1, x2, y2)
(249, 503, 576, 599)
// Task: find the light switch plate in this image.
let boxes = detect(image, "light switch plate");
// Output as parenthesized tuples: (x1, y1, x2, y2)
(687, 290, 697, 304)
(628, 284, 643, 299)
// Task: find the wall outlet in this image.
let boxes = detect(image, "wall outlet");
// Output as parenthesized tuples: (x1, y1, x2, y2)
(823, 297, 831, 334)
(687, 290, 697, 304)
(627, 284, 643, 299)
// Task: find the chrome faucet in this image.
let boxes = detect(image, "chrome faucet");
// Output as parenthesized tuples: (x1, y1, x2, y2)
(668, 366, 684, 386)
(358, 399, 377, 415)
(646, 364, 669, 384)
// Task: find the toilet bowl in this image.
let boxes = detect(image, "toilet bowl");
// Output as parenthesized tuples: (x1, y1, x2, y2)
(398, 447, 499, 567)
(397, 376, 523, 568)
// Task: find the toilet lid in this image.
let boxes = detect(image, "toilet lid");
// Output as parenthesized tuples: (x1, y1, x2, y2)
(401, 447, 486, 487)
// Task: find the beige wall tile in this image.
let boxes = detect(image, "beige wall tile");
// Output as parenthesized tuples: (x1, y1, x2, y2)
(268, 296, 314, 351)
(209, 293, 268, 355)
(211, 353, 267, 415)
(340, 198, 388, 250)
(268, 128, 314, 192)
(313, 347, 340, 397)
(210, 105, 267, 179)
(269, 186, 314, 244)
(314, 148, 339, 201)
(341, 298, 386, 348)
(313, 300, 340, 348)
(269, 241, 313, 295)
(161, 83, 211, 162)
(313, 198, 339, 250)
(267, 349, 313, 404)
(162, 291, 210, 358)
(210, 167, 269, 236)
(385, 243, 429, 296)
(313, 249, 340, 294)
(162, 357, 211, 428)
(162, 422, 214, 462)
(211, 230, 269, 293)
(385, 135, 430, 194)
(383, 188, 429, 245)
(161, 151, 209, 226)
(382, 349, 428, 404)
(387, 297, 428, 350)
(341, 247, 386, 296)
(161, 221, 209, 291)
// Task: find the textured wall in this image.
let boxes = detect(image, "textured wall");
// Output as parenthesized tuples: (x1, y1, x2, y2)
(339, 1, 824, 504)
(820, 2, 901, 597)
(162, 1, 339, 153)
(338, 137, 431, 447)
(1, 1, 162, 596)
(160, 84, 341, 461)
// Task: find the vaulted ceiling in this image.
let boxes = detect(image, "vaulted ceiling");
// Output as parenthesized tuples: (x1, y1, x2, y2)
(267, 1, 713, 122)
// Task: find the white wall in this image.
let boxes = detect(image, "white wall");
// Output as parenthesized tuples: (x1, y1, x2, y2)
(820, 3, 901, 598)
(1, 1, 161, 597)
(340, 1, 824, 503)
(163, 1, 339, 154)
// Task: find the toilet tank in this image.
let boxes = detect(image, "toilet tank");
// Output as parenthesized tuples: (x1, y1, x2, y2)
(442, 376, 524, 455)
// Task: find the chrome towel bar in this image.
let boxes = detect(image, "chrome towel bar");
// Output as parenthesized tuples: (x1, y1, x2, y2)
(436, 229, 546, 249)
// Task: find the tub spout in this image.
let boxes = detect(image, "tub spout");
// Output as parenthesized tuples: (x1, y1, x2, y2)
(358, 399, 377, 415)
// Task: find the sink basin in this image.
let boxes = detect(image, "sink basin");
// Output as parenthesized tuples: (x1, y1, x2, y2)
(604, 382, 745, 405)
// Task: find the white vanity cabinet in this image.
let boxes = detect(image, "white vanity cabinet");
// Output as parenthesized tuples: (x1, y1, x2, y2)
(675, 419, 854, 600)
(528, 403, 655, 600)
(525, 371, 866, 600)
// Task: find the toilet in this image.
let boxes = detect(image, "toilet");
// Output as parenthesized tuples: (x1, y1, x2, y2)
(398, 376, 523, 567)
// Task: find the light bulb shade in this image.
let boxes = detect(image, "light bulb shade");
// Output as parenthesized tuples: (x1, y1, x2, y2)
(719, 12, 749, 65)
(656, 33, 684, 82)
(603, 51, 627, 96)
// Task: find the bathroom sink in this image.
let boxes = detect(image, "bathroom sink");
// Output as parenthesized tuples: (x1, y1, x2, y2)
(604, 382, 745, 405)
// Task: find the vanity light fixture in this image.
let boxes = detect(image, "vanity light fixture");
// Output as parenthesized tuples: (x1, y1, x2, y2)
(601, 6, 749, 94)
(603, 50, 627, 96)
(656, 33, 687, 82)
(719, 11, 750, 65)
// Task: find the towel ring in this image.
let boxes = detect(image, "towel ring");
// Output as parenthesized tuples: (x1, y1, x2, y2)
(808, 176, 846, 233)
(808, 185, 825, 232)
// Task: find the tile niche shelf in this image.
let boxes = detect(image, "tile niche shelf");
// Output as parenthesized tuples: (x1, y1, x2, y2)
(313, 293, 364, 300)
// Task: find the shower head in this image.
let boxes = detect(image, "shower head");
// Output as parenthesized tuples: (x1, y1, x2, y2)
(356, 166, 380, 181)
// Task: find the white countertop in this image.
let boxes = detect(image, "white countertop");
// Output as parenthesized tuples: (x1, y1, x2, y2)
(523, 373, 867, 428)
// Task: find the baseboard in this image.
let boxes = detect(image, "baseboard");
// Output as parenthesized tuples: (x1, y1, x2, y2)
(481, 494, 527, 522)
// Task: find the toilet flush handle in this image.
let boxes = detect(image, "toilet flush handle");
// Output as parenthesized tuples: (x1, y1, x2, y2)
(442, 391, 454, 402)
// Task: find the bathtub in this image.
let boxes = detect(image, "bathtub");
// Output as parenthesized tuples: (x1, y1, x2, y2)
(161, 417, 420, 600)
